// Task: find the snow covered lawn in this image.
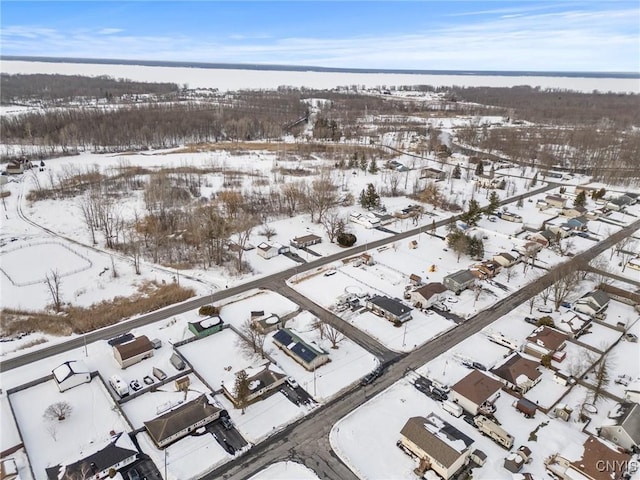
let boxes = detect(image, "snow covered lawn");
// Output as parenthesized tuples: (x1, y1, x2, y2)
(577, 323, 621, 352)
(248, 461, 320, 480)
(10, 378, 131, 480)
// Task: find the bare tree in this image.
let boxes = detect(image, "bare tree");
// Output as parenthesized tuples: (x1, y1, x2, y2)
(259, 224, 277, 241)
(281, 181, 304, 217)
(313, 317, 344, 349)
(539, 285, 552, 306)
(232, 217, 256, 273)
(45, 269, 63, 312)
(321, 210, 346, 243)
(306, 172, 338, 223)
(44, 401, 72, 421)
(528, 295, 537, 314)
(45, 421, 58, 441)
(589, 255, 612, 286)
(588, 354, 614, 407)
(552, 269, 580, 311)
(238, 319, 266, 359)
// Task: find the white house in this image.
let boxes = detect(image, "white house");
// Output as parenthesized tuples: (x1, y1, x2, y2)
(349, 212, 380, 229)
(52, 361, 91, 392)
(451, 370, 503, 415)
(574, 290, 610, 317)
(599, 403, 640, 452)
(256, 242, 279, 259)
(410, 282, 447, 308)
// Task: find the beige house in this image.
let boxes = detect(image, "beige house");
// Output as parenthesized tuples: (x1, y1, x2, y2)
(491, 353, 542, 394)
(450, 370, 503, 415)
(398, 414, 474, 480)
(222, 363, 287, 407)
(410, 282, 447, 308)
(113, 335, 154, 368)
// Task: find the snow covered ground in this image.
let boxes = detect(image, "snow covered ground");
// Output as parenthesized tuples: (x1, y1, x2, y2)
(248, 461, 320, 480)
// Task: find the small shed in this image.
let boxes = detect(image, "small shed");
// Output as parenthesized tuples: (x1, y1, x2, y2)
(514, 397, 537, 418)
(170, 352, 186, 371)
(188, 316, 224, 338)
(52, 361, 91, 392)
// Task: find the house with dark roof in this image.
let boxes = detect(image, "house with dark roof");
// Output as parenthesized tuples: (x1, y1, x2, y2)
(599, 402, 640, 453)
(188, 315, 224, 338)
(561, 206, 588, 218)
(52, 360, 91, 392)
(410, 282, 447, 309)
(290, 234, 322, 249)
(113, 335, 154, 369)
(420, 167, 446, 180)
(272, 328, 330, 370)
(545, 435, 631, 480)
(607, 195, 634, 211)
(45, 432, 138, 480)
(252, 313, 283, 334)
(504, 445, 532, 473)
(365, 295, 413, 324)
(398, 413, 474, 480)
(443, 270, 476, 294)
(450, 370, 503, 415)
(491, 353, 542, 394)
(143, 395, 221, 448)
(222, 363, 287, 406)
(524, 326, 568, 361)
(574, 290, 610, 317)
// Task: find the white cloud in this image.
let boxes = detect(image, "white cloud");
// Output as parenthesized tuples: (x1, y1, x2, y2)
(97, 28, 123, 35)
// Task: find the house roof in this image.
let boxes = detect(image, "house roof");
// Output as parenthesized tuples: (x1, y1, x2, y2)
(451, 370, 503, 407)
(144, 395, 220, 445)
(568, 436, 630, 480)
(400, 414, 473, 468)
(292, 234, 321, 243)
(243, 363, 286, 393)
(52, 360, 90, 383)
(368, 295, 412, 317)
(257, 242, 276, 251)
(272, 328, 328, 364)
(568, 215, 588, 225)
(445, 270, 476, 285)
(582, 290, 610, 308)
(526, 326, 568, 352)
(113, 335, 153, 360)
(189, 316, 223, 333)
(610, 403, 640, 445)
(413, 282, 447, 301)
(491, 353, 541, 387)
(45, 433, 137, 480)
(494, 252, 515, 262)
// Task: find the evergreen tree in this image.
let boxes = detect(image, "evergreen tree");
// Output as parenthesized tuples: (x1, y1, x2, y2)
(348, 154, 357, 169)
(460, 199, 482, 226)
(486, 191, 500, 215)
(475, 162, 484, 176)
(360, 183, 380, 209)
(234, 370, 250, 414)
(574, 190, 587, 208)
(516, 195, 524, 209)
(368, 158, 378, 174)
(530, 172, 538, 187)
(467, 237, 485, 259)
(489, 164, 495, 178)
(359, 156, 367, 171)
(452, 164, 461, 179)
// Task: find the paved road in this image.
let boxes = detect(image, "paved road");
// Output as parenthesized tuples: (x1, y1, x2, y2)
(203, 219, 640, 480)
(0, 182, 558, 372)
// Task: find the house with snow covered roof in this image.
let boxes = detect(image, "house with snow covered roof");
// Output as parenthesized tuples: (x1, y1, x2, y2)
(450, 370, 503, 416)
(188, 315, 224, 338)
(574, 290, 610, 317)
(491, 353, 542, 394)
(545, 435, 631, 480)
(599, 402, 640, 453)
(45, 432, 138, 480)
(398, 413, 474, 480)
(143, 394, 222, 448)
(222, 363, 287, 407)
(272, 328, 329, 371)
(524, 326, 568, 361)
(52, 360, 91, 392)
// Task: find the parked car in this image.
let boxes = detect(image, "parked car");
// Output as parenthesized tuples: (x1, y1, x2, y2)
(561, 302, 572, 308)
(537, 305, 553, 314)
(361, 366, 384, 386)
(413, 377, 432, 393)
(127, 469, 140, 480)
(286, 377, 299, 388)
(324, 269, 337, 277)
(221, 416, 234, 430)
(624, 333, 638, 343)
(446, 297, 459, 304)
(472, 362, 487, 371)
(129, 379, 142, 392)
(524, 317, 538, 325)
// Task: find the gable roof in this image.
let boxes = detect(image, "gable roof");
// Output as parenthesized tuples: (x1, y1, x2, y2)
(272, 328, 328, 364)
(400, 414, 473, 468)
(52, 360, 90, 383)
(368, 295, 412, 317)
(451, 370, 503, 406)
(582, 289, 610, 308)
(45, 433, 137, 480)
(609, 402, 640, 445)
(413, 282, 447, 301)
(144, 395, 220, 445)
(526, 326, 568, 352)
(445, 269, 476, 285)
(491, 353, 541, 386)
(244, 363, 286, 393)
(569, 436, 630, 480)
(292, 234, 321, 243)
(113, 335, 153, 360)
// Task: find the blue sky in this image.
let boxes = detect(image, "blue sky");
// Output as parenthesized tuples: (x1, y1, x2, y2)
(1, 1, 639, 72)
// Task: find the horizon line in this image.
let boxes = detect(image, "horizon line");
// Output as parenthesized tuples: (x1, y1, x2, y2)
(2, 55, 639, 79)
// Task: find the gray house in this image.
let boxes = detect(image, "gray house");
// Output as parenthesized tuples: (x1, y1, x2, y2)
(443, 270, 476, 294)
(600, 402, 640, 452)
(574, 290, 610, 317)
(365, 295, 413, 323)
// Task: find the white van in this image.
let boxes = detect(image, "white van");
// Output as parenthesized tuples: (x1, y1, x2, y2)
(442, 400, 463, 417)
(109, 375, 129, 397)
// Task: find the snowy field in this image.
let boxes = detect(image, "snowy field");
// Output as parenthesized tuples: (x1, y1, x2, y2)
(4, 60, 638, 93)
(10, 378, 131, 480)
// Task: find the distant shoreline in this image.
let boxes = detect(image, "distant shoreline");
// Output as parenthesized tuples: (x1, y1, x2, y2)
(2, 55, 637, 79)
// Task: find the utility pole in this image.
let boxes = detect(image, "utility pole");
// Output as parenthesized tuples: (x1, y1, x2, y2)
(313, 366, 317, 397)
(164, 449, 168, 480)
(83, 334, 88, 357)
(402, 322, 407, 347)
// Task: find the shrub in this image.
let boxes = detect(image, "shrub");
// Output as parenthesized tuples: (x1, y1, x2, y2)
(199, 305, 220, 316)
(337, 232, 357, 247)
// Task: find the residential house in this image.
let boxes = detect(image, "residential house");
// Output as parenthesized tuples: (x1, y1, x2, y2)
(443, 270, 476, 295)
(252, 313, 283, 334)
(113, 335, 154, 369)
(398, 414, 474, 480)
(624, 383, 640, 404)
(524, 326, 569, 361)
(420, 167, 446, 180)
(450, 370, 503, 415)
(528, 229, 556, 247)
(625, 257, 640, 272)
(256, 242, 279, 259)
(607, 195, 634, 211)
(272, 328, 330, 370)
(491, 353, 542, 394)
(476, 174, 502, 189)
(545, 435, 631, 480)
(222, 363, 287, 406)
(547, 224, 572, 239)
(349, 212, 380, 229)
(599, 402, 640, 452)
(472, 261, 501, 278)
(410, 282, 447, 309)
(492, 252, 519, 268)
(290, 234, 322, 249)
(545, 194, 568, 209)
(365, 295, 413, 323)
(144, 394, 221, 448)
(45, 432, 138, 480)
(574, 290, 610, 317)
(188, 316, 224, 338)
(566, 216, 589, 231)
(498, 211, 523, 222)
(52, 360, 91, 392)
(560, 206, 588, 218)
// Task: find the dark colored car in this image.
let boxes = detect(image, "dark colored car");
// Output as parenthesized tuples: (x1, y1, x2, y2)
(414, 377, 432, 393)
(524, 317, 538, 325)
(221, 417, 233, 430)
